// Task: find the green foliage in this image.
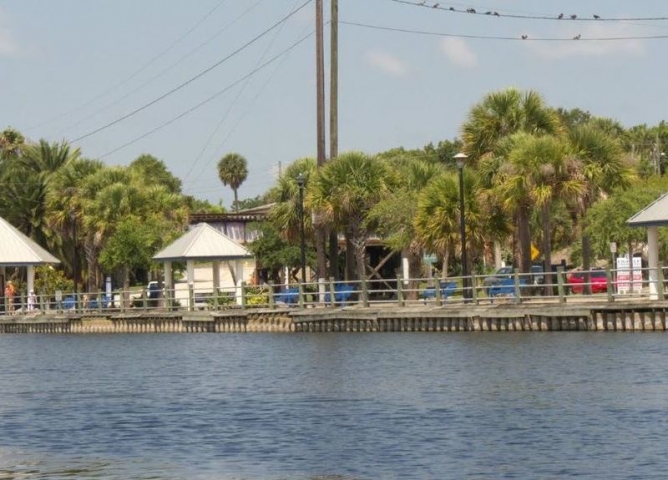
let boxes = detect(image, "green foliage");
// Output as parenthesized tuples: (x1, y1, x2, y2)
(128, 154, 182, 193)
(248, 221, 311, 273)
(244, 286, 270, 307)
(99, 216, 162, 274)
(34, 265, 73, 295)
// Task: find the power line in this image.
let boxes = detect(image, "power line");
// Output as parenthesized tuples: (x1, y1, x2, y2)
(58, 0, 267, 138)
(72, 0, 313, 144)
(390, 0, 668, 22)
(27, 0, 230, 132)
(97, 31, 314, 159)
(341, 20, 668, 41)
(182, 0, 303, 186)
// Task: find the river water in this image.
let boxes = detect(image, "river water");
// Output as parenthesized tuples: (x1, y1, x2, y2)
(1, 333, 667, 479)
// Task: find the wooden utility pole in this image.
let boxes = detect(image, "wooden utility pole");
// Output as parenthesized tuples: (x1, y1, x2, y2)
(328, 0, 339, 279)
(315, 0, 327, 280)
(330, 0, 338, 161)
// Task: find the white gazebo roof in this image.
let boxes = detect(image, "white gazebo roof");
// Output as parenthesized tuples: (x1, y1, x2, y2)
(627, 192, 668, 228)
(153, 223, 253, 262)
(0, 216, 61, 266)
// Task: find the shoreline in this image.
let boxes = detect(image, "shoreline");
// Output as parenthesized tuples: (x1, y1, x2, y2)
(1, 301, 667, 333)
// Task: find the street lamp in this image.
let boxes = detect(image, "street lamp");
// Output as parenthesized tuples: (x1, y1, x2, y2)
(296, 173, 307, 284)
(454, 152, 469, 300)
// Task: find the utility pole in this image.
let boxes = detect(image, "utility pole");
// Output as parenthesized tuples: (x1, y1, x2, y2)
(328, 0, 339, 279)
(315, 0, 327, 281)
(330, 0, 338, 161)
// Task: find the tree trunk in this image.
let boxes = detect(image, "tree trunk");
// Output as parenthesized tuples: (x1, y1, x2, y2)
(541, 203, 553, 296)
(345, 233, 356, 281)
(123, 264, 130, 308)
(404, 248, 421, 301)
(582, 226, 592, 295)
(517, 205, 532, 274)
(328, 229, 339, 279)
(441, 245, 450, 280)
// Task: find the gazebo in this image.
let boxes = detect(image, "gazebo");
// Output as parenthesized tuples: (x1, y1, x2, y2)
(153, 223, 255, 307)
(627, 192, 668, 300)
(0, 216, 61, 297)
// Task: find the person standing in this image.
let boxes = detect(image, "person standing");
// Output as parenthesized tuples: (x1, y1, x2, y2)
(4, 281, 16, 313)
(28, 290, 37, 311)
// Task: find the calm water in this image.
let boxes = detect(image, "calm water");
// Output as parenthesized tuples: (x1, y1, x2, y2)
(1, 332, 667, 479)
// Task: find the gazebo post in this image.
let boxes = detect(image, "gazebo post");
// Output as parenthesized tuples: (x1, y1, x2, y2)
(647, 226, 660, 300)
(27, 265, 35, 300)
(164, 261, 173, 308)
(212, 260, 220, 294)
(235, 260, 244, 305)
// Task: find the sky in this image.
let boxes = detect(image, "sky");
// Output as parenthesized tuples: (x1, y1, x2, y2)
(2, 0, 668, 207)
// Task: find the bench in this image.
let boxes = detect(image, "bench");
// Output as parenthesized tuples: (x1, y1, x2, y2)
(325, 284, 354, 306)
(421, 281, 457, 303)
(274, 287, 300, 305)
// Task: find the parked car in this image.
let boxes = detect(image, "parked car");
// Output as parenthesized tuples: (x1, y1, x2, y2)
(567, 269, 608, 294)
(483, 265, 544, 295)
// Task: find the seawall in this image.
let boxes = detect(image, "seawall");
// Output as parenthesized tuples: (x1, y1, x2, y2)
(1, 302, 668, 334)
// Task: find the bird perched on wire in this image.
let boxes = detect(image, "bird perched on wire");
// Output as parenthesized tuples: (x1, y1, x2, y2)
(433, 3, 439, 8)
(521, 34, 528, 40)
(573, 34, 581, 40)
(485, 11, 492, 15)
(466, 8, 476, 13)
(493, 11, 500, 16)
(570, 14, 577, 19)
(449, 6, 455, 11)
(558, 13, 564, 19)
(593, 14, 600, 19)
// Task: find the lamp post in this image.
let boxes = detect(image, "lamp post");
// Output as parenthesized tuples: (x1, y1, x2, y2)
(454, 152, 469, 300)
(296, 173, 307, 284)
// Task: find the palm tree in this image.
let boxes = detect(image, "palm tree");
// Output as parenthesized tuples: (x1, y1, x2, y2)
(504, 133, 585, 292)
(462, 88, 562, 164)
(0, 139, 80, 247)
(0, 127, 24, 161)
(367, 156, 441, 297)
(568, 122, 635, 290)
(309, 151, 391, 281)
(461, 88, 561, 271)
(217, 153, 248, 212)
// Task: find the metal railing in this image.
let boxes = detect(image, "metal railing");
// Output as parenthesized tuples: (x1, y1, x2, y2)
(2, 266, 665, 315)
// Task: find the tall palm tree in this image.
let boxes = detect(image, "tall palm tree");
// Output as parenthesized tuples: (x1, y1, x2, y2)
(309, 151, 391, 281)
(217, 153, 248, 212)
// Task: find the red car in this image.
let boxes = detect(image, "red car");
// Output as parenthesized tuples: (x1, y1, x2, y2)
(567, 269, 608, 294)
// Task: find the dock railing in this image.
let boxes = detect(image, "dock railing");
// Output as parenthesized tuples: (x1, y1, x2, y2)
(2, 266, 665, 316)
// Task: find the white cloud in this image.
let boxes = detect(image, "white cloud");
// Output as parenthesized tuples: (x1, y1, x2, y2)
(527, 23, 645, 59)
(366, 50, 408, 76)
(440, 37, 478, 68)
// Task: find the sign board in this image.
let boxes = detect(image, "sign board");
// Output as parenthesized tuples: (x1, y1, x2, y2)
(610, 242, 617, 253)
(423, 253, 438, 264)
(531, 244, 540, 261)
(55, 290, 62, 302)
(616, 256, 642, 294)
